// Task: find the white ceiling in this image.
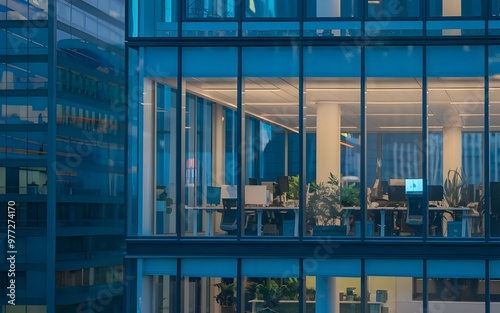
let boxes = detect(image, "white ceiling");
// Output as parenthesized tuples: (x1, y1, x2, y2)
(157, 77, 500, 133)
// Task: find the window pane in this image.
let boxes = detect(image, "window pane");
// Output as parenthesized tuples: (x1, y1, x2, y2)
(245, 0, 298, 18)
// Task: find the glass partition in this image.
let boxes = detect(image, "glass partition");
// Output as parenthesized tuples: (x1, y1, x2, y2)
(427, 260, 486, 312)
(427, 45, 484, 238)
(142, 259, 177, 312)
(186, 0, 235, 18)
(366, 259, 423, 313)
(245, 0, 298, 18)
(134, 0, 178, 37)
(181, 259, 238, 313)
(305, 0, 360, 18)
(491, 260, 500, 312)
(428, 0, 484, 17)
(489, 46, 500, 238)
(304, 259, 361, 313)
(366, 46, 423, 238)
(242, 47, 299, 237)
(140, 47, 178, 236)
(304, 46, 362, 237)
(182, 47, 238, 237)
(367, 0, 421, 18)
(242, 259, 300, 312)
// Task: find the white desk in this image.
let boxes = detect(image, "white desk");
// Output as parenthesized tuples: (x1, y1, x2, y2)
(184, 206, 299, 237)
(342, 206, 472, 237)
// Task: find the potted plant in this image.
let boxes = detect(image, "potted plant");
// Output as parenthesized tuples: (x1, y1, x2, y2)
(341, 183, 360, 207)
(214, 281, 236, 313)
(156, 185, 173, 234)
(156, 185, 173, 214)
(306, 173, 346, 236)
(443, 168, 470, 208)
(255, 278, 285, 310)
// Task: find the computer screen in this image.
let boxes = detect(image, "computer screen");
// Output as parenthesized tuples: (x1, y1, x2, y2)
(388, 186, 406, 202)
(276, 176, 289, 195)
(428, 185, 443, 202)
(206, 186, 221, 205)
(405, 178, 423, 194)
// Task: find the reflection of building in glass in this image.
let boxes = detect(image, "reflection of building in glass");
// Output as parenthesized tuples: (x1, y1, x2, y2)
(127, 1, 500, 313)
(0, 1, 125, 312)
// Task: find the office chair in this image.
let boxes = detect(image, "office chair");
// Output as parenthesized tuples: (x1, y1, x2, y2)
(220, 199, 238, 235)
(220, 199, 255, 235)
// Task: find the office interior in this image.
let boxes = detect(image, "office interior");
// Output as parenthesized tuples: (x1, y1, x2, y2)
(138, 45, 500, 239)
(140, 258, 500, 313)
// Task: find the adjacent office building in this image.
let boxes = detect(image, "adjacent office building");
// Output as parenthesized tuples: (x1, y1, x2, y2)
(125, 0, 500, 312)
(1, 1, 125, 312)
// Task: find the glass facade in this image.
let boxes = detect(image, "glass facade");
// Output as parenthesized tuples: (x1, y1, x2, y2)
(127, 0, 500, 312)
(0, 0, 125, 312)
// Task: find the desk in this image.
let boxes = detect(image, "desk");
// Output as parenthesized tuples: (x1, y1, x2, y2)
(342, 206, 471, 237)
(184, 206, 299, 237)
(339, 301, 383, 313)
(342, 207, 406, 237)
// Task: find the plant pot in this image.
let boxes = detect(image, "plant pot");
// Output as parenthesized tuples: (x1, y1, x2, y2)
(221, 306, 235, 313)
(312, 225, 347, 236)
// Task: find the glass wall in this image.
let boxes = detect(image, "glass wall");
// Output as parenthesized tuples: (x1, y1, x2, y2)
(366, 259, 423, 313)
(243, 259, 299, 312)
(489, 46, 500, 238)
(135, 0, 178, 37)
(427, 260, 486, 312)
(242, 47, 299, 237)
(181, 259, 237, 313)
(304, 259, 361, 313)
(182, 47, 237, 237)
(245, 0, 298, 18)
(140, 47, 178, 236)
(304, 46, 362, 237)
(427, 45, 485, 238)
(366, 46, 423, 238)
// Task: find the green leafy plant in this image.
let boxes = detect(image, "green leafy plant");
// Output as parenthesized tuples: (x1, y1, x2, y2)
(156, 185, 173, 205)
(255, 278, 287, 309)
(287, 174, 300, 200)
(341, 183, 360, 207)
(214, 281, 235, 308)
(443, 168, 469, 207)
(306, 173, 343, 226)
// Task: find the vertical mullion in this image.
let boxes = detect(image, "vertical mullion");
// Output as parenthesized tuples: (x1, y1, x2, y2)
(177, 47, 186, 237)
(422, 44, 428, 241)
(237, 45, 245, 238)
(299, 42, 305, 239)
(485, 45, 491, 242)
(360, 44, 366, 240)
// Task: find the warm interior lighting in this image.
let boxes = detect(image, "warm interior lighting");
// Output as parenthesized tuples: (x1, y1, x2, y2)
(203, 88, 281, 92)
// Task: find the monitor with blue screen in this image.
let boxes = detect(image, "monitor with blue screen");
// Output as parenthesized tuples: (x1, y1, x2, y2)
(405, 178, 423, 195)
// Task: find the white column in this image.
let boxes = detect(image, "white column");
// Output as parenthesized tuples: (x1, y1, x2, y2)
(316, 276, 338, 313)
(316, 103, 341, 183)
(443, 0, 461, 16)
(213, 104, 225, 186)
(442, 126, 462, 181)
(143, 78, 155, 235)
(443, 0, 461, 35)
(317, 0, 340, 17)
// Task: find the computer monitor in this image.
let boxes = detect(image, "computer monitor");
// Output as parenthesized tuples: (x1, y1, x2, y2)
(388, 186, 406, 202)
(405, 178, 423, 195)
(428, 185, 443, 202)
(221, 185, 237, 199)
(249, 178, 258, 185)
(275, 176, 289, 196)
(206, 186, 221, 205)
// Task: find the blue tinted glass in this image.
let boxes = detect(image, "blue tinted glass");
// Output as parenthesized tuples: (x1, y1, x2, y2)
(245, 0, 298, 18)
